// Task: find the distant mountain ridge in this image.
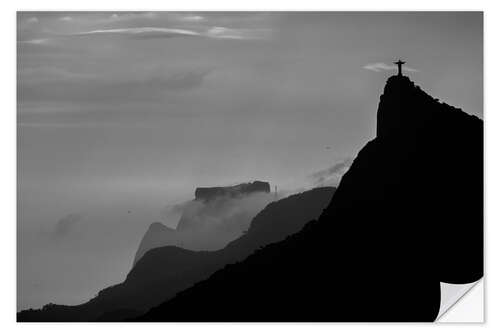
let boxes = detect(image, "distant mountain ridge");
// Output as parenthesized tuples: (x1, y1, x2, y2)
(18, 187, 335, 321)
(194, 181, 271, 202)
(133, 180, 272, 265)
(136, 75, 483, 322)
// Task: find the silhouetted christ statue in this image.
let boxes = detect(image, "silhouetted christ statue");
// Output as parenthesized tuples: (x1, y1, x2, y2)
(394, 59, 406, 76)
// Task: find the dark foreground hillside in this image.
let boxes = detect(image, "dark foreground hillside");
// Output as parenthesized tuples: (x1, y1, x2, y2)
(18, 187, 335, 321)
(137, 75, 483, 322)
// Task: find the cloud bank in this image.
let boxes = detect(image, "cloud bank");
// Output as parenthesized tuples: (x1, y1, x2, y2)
(18, 67, 212, 105)
(20, 25, 270, 44)
(309, 158, 354, 187)
(53, 213, 85, 238)
(156, 192, 276, 251)
(71, 27, 200, 39)
(363, 62, 419, 73)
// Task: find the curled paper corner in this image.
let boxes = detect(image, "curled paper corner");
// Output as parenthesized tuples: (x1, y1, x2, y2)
(436, 279, 484, 322)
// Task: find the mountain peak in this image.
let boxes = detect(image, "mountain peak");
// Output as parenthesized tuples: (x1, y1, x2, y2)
(376, 75, 470, 138)
(148, 222, 174, 232)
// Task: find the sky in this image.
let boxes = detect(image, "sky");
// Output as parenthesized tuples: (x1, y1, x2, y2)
(17, 12, 483, 310)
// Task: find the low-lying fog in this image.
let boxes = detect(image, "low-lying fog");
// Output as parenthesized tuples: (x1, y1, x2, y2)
(17, 186, 187, 310)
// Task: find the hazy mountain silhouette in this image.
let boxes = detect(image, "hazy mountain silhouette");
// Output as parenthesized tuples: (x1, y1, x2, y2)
(193, 181, 270, 202)
(133, 181, 273, 265)
(133, 222, 176, 265)
(17, 187, 335, 321)
(135, 75, 483, 322)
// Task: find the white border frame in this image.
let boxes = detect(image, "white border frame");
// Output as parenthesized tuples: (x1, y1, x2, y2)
(4, 1, 498, 332)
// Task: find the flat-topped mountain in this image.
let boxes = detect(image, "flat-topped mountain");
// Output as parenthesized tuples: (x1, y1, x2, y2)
(194, 181, 271, 202)
(137, 75, 483, 322)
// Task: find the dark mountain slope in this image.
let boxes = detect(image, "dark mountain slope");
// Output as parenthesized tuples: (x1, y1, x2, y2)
(137, 75, 483, 322)
(18, 187, 335, 321)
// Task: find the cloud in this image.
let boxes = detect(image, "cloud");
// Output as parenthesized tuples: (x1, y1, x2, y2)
(19, 20, 270, 45)
(205, 26, 269, 40)
(26, 17, 38, 24)
(71, 27, 201, 39)
(18, 38, 49, 45)
(18, 67, 212, 105)
(18, 66, 97, 81)
(151, 68, 212, 91)
(158, 191, 275, 249)
(66, 25, 269, 41)
(18, 27, 199, 44)
(363, 62, 419, 73)
(101, 12, 157, 23)
(178, 15, 205, 22)
(53, 213, 85, 237)
(309, 158, 353, 186)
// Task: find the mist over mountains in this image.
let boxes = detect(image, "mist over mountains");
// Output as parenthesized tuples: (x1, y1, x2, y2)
(18, 186, 335, 321)
(17, 75, 483, 322)
(134, 181, 274, 265)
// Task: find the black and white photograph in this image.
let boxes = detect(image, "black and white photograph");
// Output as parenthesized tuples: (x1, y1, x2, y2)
(10, 7, 489, 325)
